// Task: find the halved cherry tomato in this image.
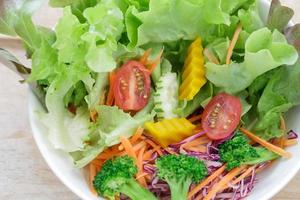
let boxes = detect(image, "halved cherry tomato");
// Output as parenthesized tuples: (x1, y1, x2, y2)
(113, 61, 151, 111)
(202, 93, 242, 140)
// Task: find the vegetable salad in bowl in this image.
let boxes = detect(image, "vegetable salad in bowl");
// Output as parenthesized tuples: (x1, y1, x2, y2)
(1, 0, 300, 199)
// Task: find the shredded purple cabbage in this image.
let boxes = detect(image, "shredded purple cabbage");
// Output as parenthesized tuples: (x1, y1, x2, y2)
(287, 130, 298, 139)
(141, 133, 271, 200)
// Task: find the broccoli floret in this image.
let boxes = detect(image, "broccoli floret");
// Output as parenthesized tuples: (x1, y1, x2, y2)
(93, 156, 157, 200)
(219, 132, 279, 170)
(156, 154, 208, 200)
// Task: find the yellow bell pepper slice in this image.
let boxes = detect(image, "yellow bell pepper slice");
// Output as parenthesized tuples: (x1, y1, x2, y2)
(144, 118, 196, 147)
(179, 37, 207, 100)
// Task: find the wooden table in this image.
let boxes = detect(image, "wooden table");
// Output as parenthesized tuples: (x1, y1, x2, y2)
(0, 1, 300, 199)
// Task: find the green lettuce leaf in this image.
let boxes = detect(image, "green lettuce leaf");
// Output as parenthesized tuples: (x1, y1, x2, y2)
(85, 73, 108, 109)
(41, 76, 91, 152)
(206, 38, 230, 64)
(253, 60, 300, 139)
(221, 0, 254, 14)
(28, 40, 58, 82)
(0, 0, 44, 35)
(49, 0, 99, 22)
(129, 0, 231, 47)
(82, 0, 124, 72)
(238, 3, 264, 34)
(206, 28, 298, 94)
(175, 83, 213, 117)
(72, 105, 154, 167)
(53, 7, 89, 65)
(96, 106, 153, 146)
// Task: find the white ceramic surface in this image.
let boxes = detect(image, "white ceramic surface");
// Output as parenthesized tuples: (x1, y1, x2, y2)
(28, 0, 300, 200)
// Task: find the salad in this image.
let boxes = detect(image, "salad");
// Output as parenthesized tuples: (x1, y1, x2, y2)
(1, 0, 300, 199)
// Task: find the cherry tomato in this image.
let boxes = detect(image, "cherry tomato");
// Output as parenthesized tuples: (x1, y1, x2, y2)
(202, 93, 242, 140)
(113, 61, 151, 111)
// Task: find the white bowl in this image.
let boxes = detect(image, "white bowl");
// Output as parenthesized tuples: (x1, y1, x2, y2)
(28, 0, 300, 199)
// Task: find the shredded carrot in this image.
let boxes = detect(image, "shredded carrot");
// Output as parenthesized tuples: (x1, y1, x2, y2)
(131, 127, 144, 143)
(97, 147, 121, 160)
(226, 23, 242, 65)
(120, 136, 138, 162)
(240, 127, 292, 158)
(188, 165, 226, 199)
(90, 110, 98, 122)
(136, 172, 149, 180)
(204, 48, 220, 65)
(273, 137, 285, 148)
(119, 127, 144, 150)
(115, 196, 120, 200)
(118, 141, 147, 157)
(106, 72, 115, 106)
(136, 146, 147, 186)
(145, 139, 163, 155)
(222, 165, 256, 190)
(140, 49, 152, 65)
(256, 161, 275, 174)
(164, 148, 177, 155)
(99, 89, 107, 105)
(203, 166, 246, 200)
(182, 138, 211, 148)
(194, 194, 204, 200)
(284, 139, 298, 147)
(280, 116, 286, 131)
(137, 146, 146, 171)
(184, 146, 207, 153)
(91, 159, 103, 166)
(89, 164, 97, 195)
(148, 49, 163, 73)
(188, 114, 202, 123)
(143, 149, 155, 160)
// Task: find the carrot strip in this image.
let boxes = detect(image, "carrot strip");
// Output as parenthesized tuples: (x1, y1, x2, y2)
(136, 172, 149, 180)
(285, 139, 298, 147)
(131, 127, 144, 144)
(145, 139, 163, 155)
(143, 149, 155, 160)
(164, 148, 177, 155)
(226, 23, 242, 65)
(136, 146, 147, 186)
(106, 72, 115, 106)
(222, 165, 256, 190)
(194, 194, 204, 200)
(188, 165, 226, 199)
(203, 166, 247, 200)
(204, 48, 220, 65)
(119, 127, 144, 151)
(91, 159, 103, 166)
(185, 146, 207, 153)
(183, 138, 211, 148)
(188, 115, 202, 123)
(120, 136, 138, 162)
(90, 110, 98, 122)
(137, 146, 146, 171)
(140, 49, 152, 65)
(89, 164, 97, 195)
(280, 116, 286, 131)
(240, 128, 292, 158)
(148, 50, 163, 73)
(119, 141, 147, 156)
(273, 137, 285, 148)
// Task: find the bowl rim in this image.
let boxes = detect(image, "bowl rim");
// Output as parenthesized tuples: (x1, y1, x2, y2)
(27, 0, 300, 199)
